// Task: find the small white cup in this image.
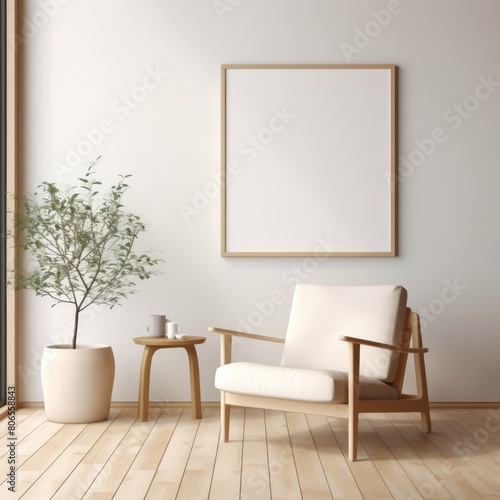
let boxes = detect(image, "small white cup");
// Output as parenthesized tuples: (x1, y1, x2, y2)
(146, 315, 168, 337)
(166, 321, 182, 339)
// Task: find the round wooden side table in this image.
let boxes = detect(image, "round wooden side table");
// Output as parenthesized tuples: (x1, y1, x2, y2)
(133, 336, 206, 421)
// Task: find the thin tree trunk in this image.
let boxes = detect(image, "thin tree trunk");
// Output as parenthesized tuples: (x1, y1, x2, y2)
(72, 306, 79, 349)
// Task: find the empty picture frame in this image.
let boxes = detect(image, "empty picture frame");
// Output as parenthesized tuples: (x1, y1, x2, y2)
(221, 64, 397, 256)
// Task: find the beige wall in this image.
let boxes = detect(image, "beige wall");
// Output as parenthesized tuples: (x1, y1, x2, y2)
(18, 0, 500, 403)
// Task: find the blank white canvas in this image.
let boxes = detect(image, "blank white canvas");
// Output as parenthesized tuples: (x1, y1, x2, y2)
(224, 66, 394, 255)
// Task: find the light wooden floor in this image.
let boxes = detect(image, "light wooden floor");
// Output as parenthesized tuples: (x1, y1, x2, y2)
(1, 407, 500, 499)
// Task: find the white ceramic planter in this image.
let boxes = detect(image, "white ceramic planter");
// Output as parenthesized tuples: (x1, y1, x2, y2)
(41, 344, 115, 424)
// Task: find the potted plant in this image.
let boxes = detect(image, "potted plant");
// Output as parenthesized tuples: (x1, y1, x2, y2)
(13, 158, 161, 423)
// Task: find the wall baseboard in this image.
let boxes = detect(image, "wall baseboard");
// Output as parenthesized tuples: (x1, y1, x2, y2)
(111, 402, 220, 409)
(16, 401, 500, 410)
(429, 402, 500, 409)
(17, 401, 221, 410)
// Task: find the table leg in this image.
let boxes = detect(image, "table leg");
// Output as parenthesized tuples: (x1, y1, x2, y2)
(138, 346, 156, 421)
(184, 345, 202, 419)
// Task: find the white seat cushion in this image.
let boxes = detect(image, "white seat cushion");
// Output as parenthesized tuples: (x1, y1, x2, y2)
(215, 362, 399, 403)
(281, 284, 407, 383)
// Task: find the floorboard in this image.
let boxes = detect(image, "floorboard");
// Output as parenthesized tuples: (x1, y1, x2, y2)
(1, 407, 499, 499)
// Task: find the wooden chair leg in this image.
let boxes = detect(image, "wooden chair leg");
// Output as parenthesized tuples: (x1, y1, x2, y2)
(348, 409, 359, 461)
(421, 406, 432, 433)
(348, 342, 360, 461)
(411, 315, 432, 434)
(220, 391, 230, 442)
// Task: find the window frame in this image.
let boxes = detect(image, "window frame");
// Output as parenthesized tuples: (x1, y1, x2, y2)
(0, 0, 18, 420)
(1, 0, 7, 409)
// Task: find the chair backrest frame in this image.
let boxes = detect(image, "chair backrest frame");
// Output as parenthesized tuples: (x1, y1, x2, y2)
(387, 307, 412, 395)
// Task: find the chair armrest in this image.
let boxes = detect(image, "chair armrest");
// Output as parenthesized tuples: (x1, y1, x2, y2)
(208, 326, 285, 344)
(339, 335, 428, 354)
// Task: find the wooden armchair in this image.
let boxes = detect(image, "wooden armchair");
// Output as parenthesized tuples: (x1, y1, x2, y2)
(209, 284, 431, 461)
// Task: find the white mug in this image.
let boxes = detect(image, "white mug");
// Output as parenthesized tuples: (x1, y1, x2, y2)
(146, 315, 168, 337)
(166, 321, 182, 339)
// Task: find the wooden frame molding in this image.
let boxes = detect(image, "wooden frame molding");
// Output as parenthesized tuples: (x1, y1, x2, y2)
(221, 64, 397, 257)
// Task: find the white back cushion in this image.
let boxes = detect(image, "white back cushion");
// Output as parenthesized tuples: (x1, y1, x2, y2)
(280, 284, 407, 382)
